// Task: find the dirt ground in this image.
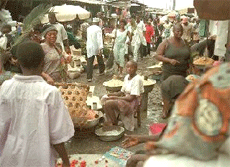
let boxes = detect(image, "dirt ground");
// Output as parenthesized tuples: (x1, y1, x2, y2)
(65, 55, 166, 155)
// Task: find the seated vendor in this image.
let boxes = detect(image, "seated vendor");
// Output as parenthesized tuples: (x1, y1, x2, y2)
(125, 63, 230, 167)
(161, 75, 189, 118)
(103, 61, 144, 131)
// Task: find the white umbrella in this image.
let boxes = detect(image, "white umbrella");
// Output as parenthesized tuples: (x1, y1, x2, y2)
(41, 4, 91, 23)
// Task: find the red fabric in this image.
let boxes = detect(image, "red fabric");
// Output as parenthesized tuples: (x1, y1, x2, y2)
(149, 123, 167, 135)
(145, 24, 154, 43)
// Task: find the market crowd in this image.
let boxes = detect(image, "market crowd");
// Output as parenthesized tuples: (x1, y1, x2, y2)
(0, 5, 230, 167)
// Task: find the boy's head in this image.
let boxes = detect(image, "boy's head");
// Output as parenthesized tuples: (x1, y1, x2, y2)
(126, 60, 137, 75)
(1, 24, 12, 34)
(16, 41, 45, 73)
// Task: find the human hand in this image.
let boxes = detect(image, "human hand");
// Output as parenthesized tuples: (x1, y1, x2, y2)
(65, 47, 71, 55)
(169, 59, 180, 66)
(61, 57, 66, 65)
(65, 55, 72, 64)
(47, 77, 55, 85)
(122, 134, 139, 148)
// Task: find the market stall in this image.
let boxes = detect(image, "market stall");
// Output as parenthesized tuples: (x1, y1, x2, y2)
(194, 0, 230, 62)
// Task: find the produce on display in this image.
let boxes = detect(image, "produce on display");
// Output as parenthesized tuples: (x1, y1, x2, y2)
(56, 83, 98, 120)
(193, 57, 214, 66)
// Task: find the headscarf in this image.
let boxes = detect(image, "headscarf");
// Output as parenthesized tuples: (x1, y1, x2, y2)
(41, 25, 58, 38)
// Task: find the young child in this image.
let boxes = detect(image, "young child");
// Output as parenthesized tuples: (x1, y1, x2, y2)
(0, 41, 74, 167)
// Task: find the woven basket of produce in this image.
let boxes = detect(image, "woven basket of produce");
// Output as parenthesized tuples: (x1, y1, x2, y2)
(103, 78, 124, 92)
(193, 57, 214, 69)
(55, 83, 101, 128)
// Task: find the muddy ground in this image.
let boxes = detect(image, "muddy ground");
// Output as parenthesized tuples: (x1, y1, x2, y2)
(65, 55, 166, 155)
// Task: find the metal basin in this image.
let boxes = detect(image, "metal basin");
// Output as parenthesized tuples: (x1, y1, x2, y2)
(95, 126, 125, 142)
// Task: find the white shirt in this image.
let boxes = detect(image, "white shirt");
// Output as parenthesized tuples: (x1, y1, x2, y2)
(132, 21, 147, 46)
(182, 23, 193, 42)
(136, 21, 146, 33)
(51, 22, 68, 51)
(0, 75, 74, 167)
(121, 74, 144, 96)
(86, 25, 103, 58)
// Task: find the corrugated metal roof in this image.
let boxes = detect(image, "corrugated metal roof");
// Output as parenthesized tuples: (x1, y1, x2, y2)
(67, 0, 105, 5)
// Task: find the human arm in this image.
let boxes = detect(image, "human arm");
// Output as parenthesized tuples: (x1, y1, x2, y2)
(115, 94, 136, 102)
(61, 25, 71, 54)
(142, 22, 146, 37)
(63, 39, 71, 54)
(155, 40, 180, 65)
(97, 28, 104, 55)
(48, 89, 74, 166)
(122, 134, 161, 148)
(0, 84, 11, 153)
(53, 143, 70, 167)
(41, 72, 54, 85)
(107, 91, 125, 97)
(150, 27, 154, 38)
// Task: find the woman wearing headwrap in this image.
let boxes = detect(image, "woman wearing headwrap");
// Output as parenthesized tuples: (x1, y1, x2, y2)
(41, 25, 72, 83)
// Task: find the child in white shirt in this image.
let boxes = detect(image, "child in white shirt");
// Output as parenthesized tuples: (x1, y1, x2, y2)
(0, 41, 74, 167)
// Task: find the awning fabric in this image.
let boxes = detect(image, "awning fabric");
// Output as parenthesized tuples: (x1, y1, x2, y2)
(194, 0, 230, 20)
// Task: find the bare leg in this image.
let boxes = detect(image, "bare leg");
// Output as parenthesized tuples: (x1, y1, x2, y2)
(103, 100, 119, 125)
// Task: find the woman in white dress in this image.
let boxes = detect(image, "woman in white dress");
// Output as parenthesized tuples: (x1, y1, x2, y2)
(113, 19, 131, 76)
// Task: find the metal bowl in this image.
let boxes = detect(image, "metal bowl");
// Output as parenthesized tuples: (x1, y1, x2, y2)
(72, 111, 103, 128)
(95, 126, 125, 142)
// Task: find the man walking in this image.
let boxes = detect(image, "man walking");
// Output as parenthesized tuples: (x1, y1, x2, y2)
(86, 18, 105, 82)
(132, 15, 146, 61)
(181, 17, 193, 46)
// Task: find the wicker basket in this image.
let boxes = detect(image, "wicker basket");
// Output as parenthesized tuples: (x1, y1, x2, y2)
(55, 83, 101, 127)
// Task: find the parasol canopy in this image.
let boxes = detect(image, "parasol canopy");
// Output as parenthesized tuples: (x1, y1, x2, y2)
(194, 0, 230, 20)
(41, 4, 91, 23)
(167, 11, 177, 18)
